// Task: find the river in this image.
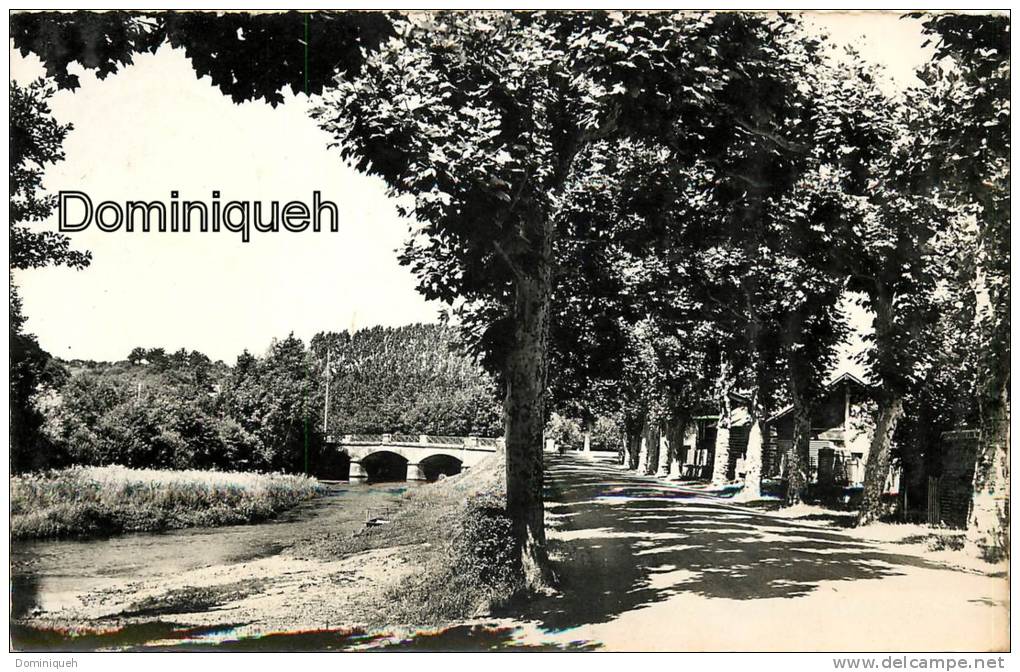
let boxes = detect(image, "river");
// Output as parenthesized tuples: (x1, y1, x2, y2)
(10, 481, 415, 622)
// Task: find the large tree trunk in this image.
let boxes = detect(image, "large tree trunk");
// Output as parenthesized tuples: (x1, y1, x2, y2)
(636, 425, 648, 473)
(711, 360, 733, 485)
(857, 395, 905, 526)
(967, 377, 1010, 561)
(655, 419, 673, 477)
(737, 380, 764, 500)
(504, 227, 554, 592)
(642, 421, 661, 476)
(743, 415, 764, 500)
(624, 415, 644, 469)
(784, 379, 811, 507)
(636, 419, 650, 474)
(856, 284, 904, 527)
(662, 419, 684, 478)
(966, 251, 1010, 561)
(742, 304, 765, 500)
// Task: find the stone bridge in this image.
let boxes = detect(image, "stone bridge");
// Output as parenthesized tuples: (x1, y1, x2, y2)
(331, 433, 503, 482)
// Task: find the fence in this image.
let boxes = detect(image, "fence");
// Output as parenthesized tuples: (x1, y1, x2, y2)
(332, 433, 505, 449)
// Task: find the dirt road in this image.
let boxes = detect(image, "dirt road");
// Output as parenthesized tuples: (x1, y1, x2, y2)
(503, 453, 1009, 651)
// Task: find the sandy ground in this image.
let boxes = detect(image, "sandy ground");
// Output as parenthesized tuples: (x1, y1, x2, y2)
(11, 482, 421, 644)
(11, 453, 1010, 651)
(22, 547, 415, 636)
(501, 454, 1010, 651)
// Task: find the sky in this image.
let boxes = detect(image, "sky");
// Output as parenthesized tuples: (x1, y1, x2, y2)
(10, 11, 934, 367)
(12, 45, 440, 363)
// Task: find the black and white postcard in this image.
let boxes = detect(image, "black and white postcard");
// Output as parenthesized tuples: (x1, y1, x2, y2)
(7, 7, 1011, 658)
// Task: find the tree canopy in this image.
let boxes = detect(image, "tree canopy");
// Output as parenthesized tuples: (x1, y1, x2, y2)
(10, 10, 393, 105)
(10, 10, 1009, 564)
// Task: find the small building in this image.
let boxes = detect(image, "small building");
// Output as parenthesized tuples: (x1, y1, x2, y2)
(763, 372, 876, 487)
(675, 392, 752, 481)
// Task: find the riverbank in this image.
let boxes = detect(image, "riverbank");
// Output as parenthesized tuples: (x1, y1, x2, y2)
(11, 453, 1007, 651)
(11, 466, 323, 539)
(11, 455, 520, 648)
(302, 450, 522, 626)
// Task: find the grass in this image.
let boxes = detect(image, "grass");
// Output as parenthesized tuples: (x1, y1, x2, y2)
(122, 579, 270, 618)
(11, 465, 323, 540)
(305, 451, 524, 626)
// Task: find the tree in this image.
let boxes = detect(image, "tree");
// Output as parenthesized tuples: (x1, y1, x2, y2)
(893, 221, 984, 519)
(10, 288, 70, 472)
(754, 48, 900, 507)
(10, 79, 92, 472)
(903, 13, 1009, 557)
(11, 11, 393, 106)
(10, 80, 92, 272)
(310, 324, 502, 438)
(822, 69, 945, 524)
(846, 13, 1008, 533)
(219, 334, 321, 472)
(551, 31, 878, 503)
(848, 187, 941, 525)
(44, 348, 234, 469)
(313, 11, 878, 585)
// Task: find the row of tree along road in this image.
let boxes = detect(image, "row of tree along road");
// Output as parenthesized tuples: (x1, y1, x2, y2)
(10, 12, 1009, 592)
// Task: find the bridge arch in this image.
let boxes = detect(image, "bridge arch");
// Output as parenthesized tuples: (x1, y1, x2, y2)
(419, 453, 463, 482)
(358, 450, 409, 483)
(316, 449, 350, 481)
(338, 435, 499, 482)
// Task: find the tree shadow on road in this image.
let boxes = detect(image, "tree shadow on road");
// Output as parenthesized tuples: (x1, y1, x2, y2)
(506, 455, 955, 632)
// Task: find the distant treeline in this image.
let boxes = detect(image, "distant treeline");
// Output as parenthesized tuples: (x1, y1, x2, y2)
(16, 323, 502, 474)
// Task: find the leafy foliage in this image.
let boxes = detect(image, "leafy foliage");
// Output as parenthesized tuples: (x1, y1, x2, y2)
(545, 413, 582, 450)
(453, 493, 523, 593)
(37, 324, 499, 474)
(11, 465, 321, 539)
(310, 324, 502, 437)
(10, 80, 90, 473)
(10, 80, 92, 271)
(10, 11, 393, 106)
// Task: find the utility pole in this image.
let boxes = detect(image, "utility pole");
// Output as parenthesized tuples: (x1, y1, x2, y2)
(323, 348, 331, 437)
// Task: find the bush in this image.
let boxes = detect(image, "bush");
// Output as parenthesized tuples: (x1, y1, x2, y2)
(454, 494, 522, 594)
(379, 492, 524, 625)
(11, 466, 323, 539)
(545, 413, 582, 450)
(590, 415, 623, 452)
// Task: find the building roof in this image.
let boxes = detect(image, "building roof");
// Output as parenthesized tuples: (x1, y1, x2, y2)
(691, 391, 753, 423)
(766, 371, 872, 423)
(829, 371, 870, 389)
